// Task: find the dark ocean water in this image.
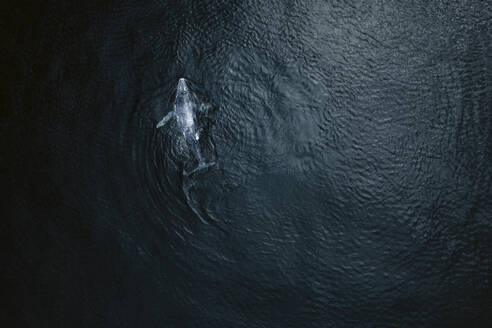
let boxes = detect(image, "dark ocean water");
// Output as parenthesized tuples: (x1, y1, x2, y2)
(2, 0, 492, 327)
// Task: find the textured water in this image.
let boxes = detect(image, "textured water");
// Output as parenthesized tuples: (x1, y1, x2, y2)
(3, 0, 492, 327)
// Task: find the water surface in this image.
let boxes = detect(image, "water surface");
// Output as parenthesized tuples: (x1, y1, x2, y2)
(3, 0, 491, 327)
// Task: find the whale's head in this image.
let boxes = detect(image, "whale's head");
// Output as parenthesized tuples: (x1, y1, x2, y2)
(177, 78, 189, 94)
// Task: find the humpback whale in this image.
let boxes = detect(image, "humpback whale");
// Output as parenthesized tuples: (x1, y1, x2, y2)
(157, 78, 214, 173)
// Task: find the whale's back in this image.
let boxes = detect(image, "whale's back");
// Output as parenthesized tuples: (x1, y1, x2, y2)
(174, 80, 195, 130)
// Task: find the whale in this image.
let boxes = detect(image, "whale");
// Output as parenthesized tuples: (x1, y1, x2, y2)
(157, 78, 214, 173)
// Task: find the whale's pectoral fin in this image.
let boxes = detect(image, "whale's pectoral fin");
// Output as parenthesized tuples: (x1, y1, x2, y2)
(198, 103, 219, 118)
(197, 104, 219, 129)
(198, 103, 212, 114)
(156, 111, 175, 128)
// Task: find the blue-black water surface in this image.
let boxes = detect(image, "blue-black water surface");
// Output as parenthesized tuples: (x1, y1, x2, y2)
(2, 0, 492, 327)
